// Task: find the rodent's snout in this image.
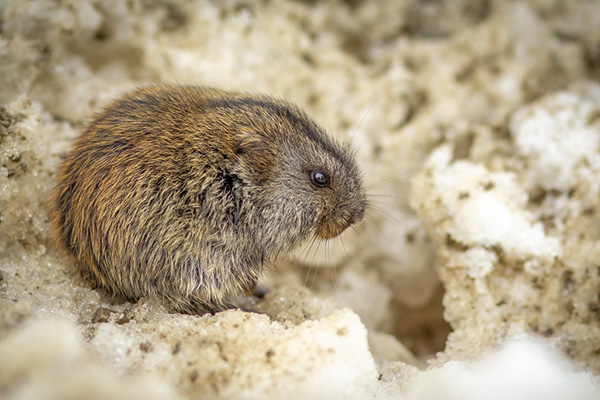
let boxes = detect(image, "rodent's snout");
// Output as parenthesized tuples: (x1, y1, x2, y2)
(349, 206, 365, 225)
(316, 197, 366, 240)
(348, 192, 367, 225)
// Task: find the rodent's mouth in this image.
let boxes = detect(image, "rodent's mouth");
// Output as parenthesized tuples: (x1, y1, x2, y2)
(316, 212, 363, 240)
(316, 227, 347, 240)
(316, 226, 345, 240)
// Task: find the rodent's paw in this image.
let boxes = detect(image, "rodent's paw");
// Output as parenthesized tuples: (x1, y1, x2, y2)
(250, 284, 269, 299)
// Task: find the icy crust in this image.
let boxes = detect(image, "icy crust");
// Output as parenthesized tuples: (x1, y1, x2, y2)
(414, 145, 562, 260)
(0, 319, 181, 400)
(512, 90, 600, 192)
(411, 88, 600, 371)
(406, 340, 600, 400)
(4, 315, 600, 400)
(90, 306, 378, 400)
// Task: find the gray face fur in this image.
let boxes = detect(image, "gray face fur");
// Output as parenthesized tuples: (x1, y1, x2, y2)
(52, 85, 366, 313)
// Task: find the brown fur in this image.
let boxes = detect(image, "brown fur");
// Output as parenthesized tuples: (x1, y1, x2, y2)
(51, 85, 366, 313)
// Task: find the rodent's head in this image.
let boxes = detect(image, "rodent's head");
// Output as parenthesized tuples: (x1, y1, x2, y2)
(206, 94, 366, 251)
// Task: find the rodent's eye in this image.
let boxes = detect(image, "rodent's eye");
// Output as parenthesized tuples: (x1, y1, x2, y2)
(309, 170, 329, 188)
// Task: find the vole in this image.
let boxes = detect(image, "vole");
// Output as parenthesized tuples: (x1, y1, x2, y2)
(52, 85, 366, 314)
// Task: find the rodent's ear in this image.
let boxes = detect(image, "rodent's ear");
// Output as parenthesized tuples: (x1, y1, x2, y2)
(233, 130, 274, 177)
(233, 130, 265, 157)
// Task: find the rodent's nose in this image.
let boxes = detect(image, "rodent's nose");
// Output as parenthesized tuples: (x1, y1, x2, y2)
(349, 206, 365, 225)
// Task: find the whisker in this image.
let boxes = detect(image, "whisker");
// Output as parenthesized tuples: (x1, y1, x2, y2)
(363, 216, 390, 236)
(309, 253, 322, 291)
(364, 202, 404, 225)
(303, 263, 313, 288)
(349, 102, 376, 145)
(264, 291, 276, 314)
(350, 225, 382, 252)
(365, 199, 399, 212)
(364, 176, 410, 190)
(298, 235, 317, 263)
(364, 205, 387, 219)
(331, 263, 343, 304)
(331, 235, 349, 303)
(366, 193, 409, 201)
(339, 235, 349, 258)
(302, 235, 319, 287)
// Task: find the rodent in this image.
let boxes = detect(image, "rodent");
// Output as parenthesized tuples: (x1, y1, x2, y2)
(51, 84, 366, 314)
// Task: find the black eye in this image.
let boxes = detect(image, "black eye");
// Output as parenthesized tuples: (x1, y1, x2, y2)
(310, 170, 329, 187)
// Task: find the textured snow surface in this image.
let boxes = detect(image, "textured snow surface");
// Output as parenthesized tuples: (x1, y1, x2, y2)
(1, 0, 600, 398)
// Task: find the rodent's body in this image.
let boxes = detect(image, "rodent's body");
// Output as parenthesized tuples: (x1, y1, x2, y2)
(52, 85, 365, 313)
